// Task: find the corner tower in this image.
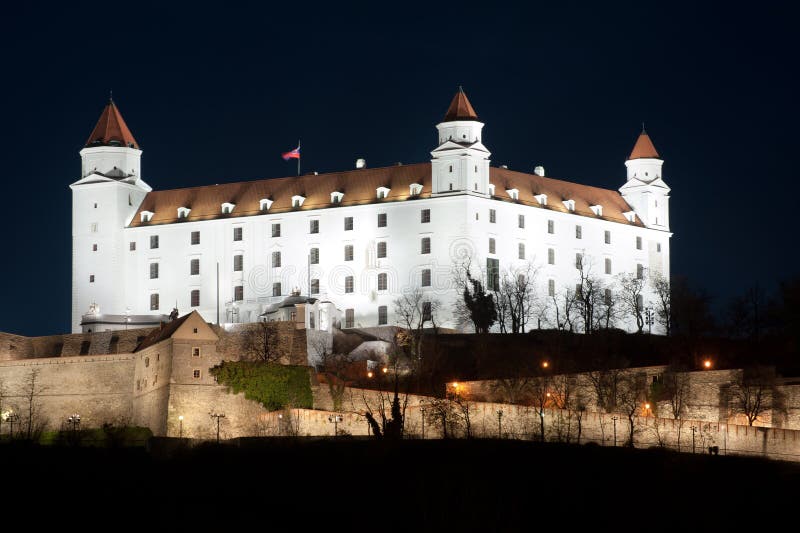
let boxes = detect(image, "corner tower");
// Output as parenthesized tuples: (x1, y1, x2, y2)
(430, 88, 491, 196)
(70, 99, 152, 333)
(619, 129, 670, 230)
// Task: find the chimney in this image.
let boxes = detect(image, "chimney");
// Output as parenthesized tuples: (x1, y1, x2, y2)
(356, 158, 366, 169)
(534, 166, 545, 177)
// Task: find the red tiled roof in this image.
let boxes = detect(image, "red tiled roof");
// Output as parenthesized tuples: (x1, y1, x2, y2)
(134, 313, 191, 351)
(85, 100, 139, 149)
(628, 132, 659, 160)
(443, 88, 479, 122)
(130, 163, 641, 228)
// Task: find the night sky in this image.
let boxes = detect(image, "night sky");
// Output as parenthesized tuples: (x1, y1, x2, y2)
(1, 3, 796, 336)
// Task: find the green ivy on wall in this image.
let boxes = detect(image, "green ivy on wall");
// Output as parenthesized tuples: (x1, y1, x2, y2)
(210, 362, 313, 411)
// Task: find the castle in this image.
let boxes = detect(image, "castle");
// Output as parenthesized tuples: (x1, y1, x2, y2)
(71, 89, 671, 335)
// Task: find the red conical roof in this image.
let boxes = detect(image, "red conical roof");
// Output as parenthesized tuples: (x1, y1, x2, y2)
(85, 100, 139, 149)
(628, 131, 660, 160)
(443, 87, 479, 122)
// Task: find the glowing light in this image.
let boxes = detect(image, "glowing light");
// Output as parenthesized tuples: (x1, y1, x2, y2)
(703, 360, 712, 369)
(452, 382, 460, 389)
(178, 415, 184, 421)
(367, 371, 374, 378)
(644, 403, 651, 410)
(542, 361, 549, 369)
(382, 367, 388, 374)
(546, 392, 551, 398)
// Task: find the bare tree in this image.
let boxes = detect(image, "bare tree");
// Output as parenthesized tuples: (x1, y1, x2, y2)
(586, 365, 626, 414)
(549, 286, 577, 332)
(617, 271, 647, 333)
(651, 271, 671, 336)
(240, 321, 281, 363)
(595, 282, 622, 330)
(529, 373, 552, 442)
(574, 254, 604, 334)
(617, 372, 648, 447)
(495, 262, 542, 333)
(393, 288, 440, 378)
(453, 257, 497, 333)
(312, 337, 353, 412)
(21, 368, 47, 440)
(654, 367, 691, 450)
(729, 366, 785, 426)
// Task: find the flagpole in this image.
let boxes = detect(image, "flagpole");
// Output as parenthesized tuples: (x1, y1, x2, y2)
(297, 138, 301, 176)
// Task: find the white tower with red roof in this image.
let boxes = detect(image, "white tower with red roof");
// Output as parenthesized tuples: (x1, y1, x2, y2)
(619, 129, 670, 231)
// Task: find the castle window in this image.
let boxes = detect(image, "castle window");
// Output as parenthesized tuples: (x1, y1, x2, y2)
(489, 238, 496, 254)
(576, 225, 582, 239)
(140, 211, 154, 223)
(605, 289, 612, 306)
(506, 188, 519, 201)
(378, 273, 388, 291)
(310, 248, 319, 264)
(309, 313, 315, 329)
(177, 207, 191, 219)
(192, 347, 200, 357)
(605, 258, 612, 275)
(548, 248, 555, 265)
(272, 223, 281, 237)
(637, 263, 644, 280)
(378, 306, 388, 325)
(260, 198, 273, 211)
(488, 184, 495, 196)
(345, 309, 354, 328)
(449, 165, 453, 173)
(144, 357, 149, 368)
(272, 282, 281, 297)
(310, 219, 319, 234)
(221, 202, 235, 214)
(548, 279, 555, 297)
(310, 279, 319, 295)
(474, 165, 478, 173)
(518, 215, 525, 229)
(637, 294, 644, 309)
(345, 276, 354, 294)
(657, 243, 662, 253)
(487, 258, 499, 291)
(605, 231, 611, 244)
(534, 194, 547, 206)
(636, 236, 643, 250)
(377, 213, 387, 227)
(150, 235, 159, 249)
(91, 223, 98, 233)
(150, 293, 159, 311)
(89, 275, 95, 283)
(193, 369, 201, 379)
(130, 242, 136, 251)
(421, 269, 431, 287)
(344, 217, 353, 231)
(562, 199, 575, 212)
(518, 243, 525, 260)
(409, 183, 423, 196)
(291, 195, 305, 208)
(547, 220, 554, 234)
(150, 263, 159, 279)
(234, 285, 243, 301)
(449, 183, 453, 191)
(421, 209, 430, 223)
(575, 253, 583, 269)
(377, 241, 387, 259)
(233, 227, 243, 241)
(489, 209, 496, 223)
(191, 231, 200, 245)
(190, 258, 200, 276)
(234, 254, 243, 272)
(422, 301, 432, 322)
(191, 289, 200, 307)
(193, 328, 198, 334)
(331, 191, 344, 204)
(590, 205, 603, 217)
(94, 203, 98, 209)
(344, 245, 353, 261)
(272, 251, 281, 268)
(376, 187, 391, 199)
(421, 237, 431, 255)
(92, 244, 98, 252)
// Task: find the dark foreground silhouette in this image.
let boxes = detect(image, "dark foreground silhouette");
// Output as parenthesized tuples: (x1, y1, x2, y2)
(4, 438, 797, 528)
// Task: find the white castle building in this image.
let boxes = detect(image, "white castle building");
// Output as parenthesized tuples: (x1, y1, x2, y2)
(71, 89, 671, 334)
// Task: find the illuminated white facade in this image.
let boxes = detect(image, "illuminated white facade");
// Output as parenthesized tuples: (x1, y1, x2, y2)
(71, 92, 671, 334)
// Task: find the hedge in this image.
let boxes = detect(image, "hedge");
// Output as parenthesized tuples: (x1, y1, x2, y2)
(210, 362, 313, 411)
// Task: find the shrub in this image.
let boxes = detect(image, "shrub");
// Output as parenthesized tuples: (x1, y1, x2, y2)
(210, 362, 313, 411)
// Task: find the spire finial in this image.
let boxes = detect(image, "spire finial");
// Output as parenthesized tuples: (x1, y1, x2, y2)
(641, 121, 646, 134)
(109, 89, 113, 103)
(458, 85, 464, 93)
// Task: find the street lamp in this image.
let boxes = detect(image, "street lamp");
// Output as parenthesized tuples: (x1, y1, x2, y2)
(328, 414, 343, 436)
(5, 411, 19, 439)
(703, 359, 713, 370)
(178, 415, 184, 439)
(611, 416, 618, 447)
(367, 371, 374, 379)
(210, 412, 225, 443)
(420, 407, 426, 439)
(690, 426, 697, 454)
(497, 409, 503, 438)
(645, 307, 654, 334)
(67, 414, 81, 433)
(541, 360, 550, 369)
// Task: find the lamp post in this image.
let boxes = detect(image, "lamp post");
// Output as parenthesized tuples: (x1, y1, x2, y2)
(178, 415, 184, 439)
(67, 414, 81, 433)
(420, 407, 426, 439)
(645, 307, 654, 334)
(612, 416, 618, 447)
(210, 412, 225, 443)
(7, 411, 19, 439)
(328, 414, 343, 436)
(690, 426, 697, 454)
(497, 409, 503, 438)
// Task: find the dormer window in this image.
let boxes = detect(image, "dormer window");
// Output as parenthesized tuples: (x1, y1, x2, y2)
(376, 187, 391, 200)
(534, 194, 547, 206)
(590, 205, 603, 217)
(409, 183, 422, 196)
(221, 202, 236, 214)
(291, 195, 305, 208)
(506, 188, 519, 201)
(259, 198, 273, 212)
(177, 207, 191, 219)
(140, 210, 154, 223)
(562, 199, 575, 212)
(623, 211, 637, 223)
(488, 184, 496, 196)
(331, 191, 344, 204)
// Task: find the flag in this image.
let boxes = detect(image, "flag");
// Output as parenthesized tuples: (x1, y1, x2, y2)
(282, 146, 300, 160)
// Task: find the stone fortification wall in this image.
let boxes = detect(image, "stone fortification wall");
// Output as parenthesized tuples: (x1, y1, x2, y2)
(215, 322, 308, 365)
(0, 354, 135, 431)
(0, 328, 153, 361)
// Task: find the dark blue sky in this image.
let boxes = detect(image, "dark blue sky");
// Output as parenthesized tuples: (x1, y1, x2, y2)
(1, 2, 796, 336)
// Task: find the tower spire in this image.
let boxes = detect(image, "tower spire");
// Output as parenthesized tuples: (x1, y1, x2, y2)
(443, 87, 478, 122)
(85, 99, 139, 149)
